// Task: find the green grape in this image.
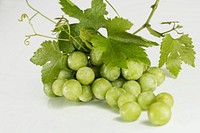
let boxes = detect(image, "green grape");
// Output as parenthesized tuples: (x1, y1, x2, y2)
(105, 87, 125, 108)
(68, 51, 88, 71)
(122, 80, 141, 97)
(91, 66, 101, 78)
(122, 60, 144, 80)
(147, 67, 165, 86)
(155, 92, 174, 108)
(118, 92, 137, 108)
(141, 62, 149, 72)
(111, 78, 126, 88)
(43, 83, 56, 97)
(138, 73, 157, 92)
(137, 91, 155, 110)
(52, 79, 66, 96)
(92, 78, 112, 100)
(62, 79, 82, 101)
(58, 69, 75, 80)
(90, 49, 103, 66)
(76, 67, 95, 85)
(120, 102, 142, 122)
(148, 102, 172, 126)
(79, 85, 93, 102)
(100, 64, 121, 81)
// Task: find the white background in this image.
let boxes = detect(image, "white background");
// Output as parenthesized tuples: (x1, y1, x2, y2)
(0, 0, 200, 133)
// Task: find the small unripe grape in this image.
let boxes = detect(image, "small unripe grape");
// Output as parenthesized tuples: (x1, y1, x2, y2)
(122, 80, 141, 97)
(122, 60, 143, 80)
(137, 91, 155, 110)
(79, 85, 93, 102)
(90, 49, 103, 66)
(58, 69, 75, 80)
(147, 67, 165, 86)
(76, 67, 95, 85)
(111, 78, 126, 88)
(105, 87, 125, 108)
(43, 83, 56, 97)
(138, 73, 157, 92)
(68, 51, 88, 71)
(155, 92, 174, 108)
(100, 64, 120, 81)
(118, 92, 137, 108)
(148, 102, 172, 126)
(62, 79, 82, 101)
(120, 102, 142, 122)
(52, 79, 66, 96)
(92, 78, 112, 100)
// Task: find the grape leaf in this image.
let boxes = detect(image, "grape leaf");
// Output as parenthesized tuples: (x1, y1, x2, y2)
(106, 17, 159, 47)
(91, 35, 150, 68)
(60, 0, 108, 31)
(59, 0, 83, 20)
(109, 32, 159, 47)
(41, 55, 67, 84)
(90, 17, 159, 68)
(106, 17, 133, 35)
(159, 34, 195, 77)
(30, 41, 68, 84)
(30, 41, 61, 66)
(58, 31, 75, 53)
(81, 0, 108, 30)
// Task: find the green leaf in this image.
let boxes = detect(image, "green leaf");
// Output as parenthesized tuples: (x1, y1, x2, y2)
(30, 41, 61, 66)
(179, 45, 195, 66)
(166, 52, 182, 77)
(30, 41, 68, 84)
(58, 31, 75, 53)
(106, 17, 133, 34)
(106, 17, 159, 47)
(81, 0, 108, 30)
(109, 32, 159, 47)
(159, 34, 195, 77)
(41, 55, 67, 84)
(60, 0, 83, 19)
(60, 0, 108, 31)
(178, 34, 193, 47)
(91, 35, 150, 68)
(80, 28, 96, 42)
(89, 17, 155, 68)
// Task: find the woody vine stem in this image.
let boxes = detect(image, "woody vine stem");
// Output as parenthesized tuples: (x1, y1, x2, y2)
(133, 0, 160, 35)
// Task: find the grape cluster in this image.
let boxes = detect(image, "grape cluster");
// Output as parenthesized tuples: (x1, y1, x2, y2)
(43, 50, 174, 126)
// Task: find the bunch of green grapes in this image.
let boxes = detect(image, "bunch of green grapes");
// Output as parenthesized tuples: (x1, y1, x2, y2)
(43, 50, 174, 126)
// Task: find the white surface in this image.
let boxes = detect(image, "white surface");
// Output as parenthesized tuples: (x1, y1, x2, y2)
(0, 0, 200, 133)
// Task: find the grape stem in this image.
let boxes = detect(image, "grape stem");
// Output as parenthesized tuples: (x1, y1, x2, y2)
(105, 0, 120, 17)
(19, 13, 64, 45)
(25, 0, 56, 24)
(160, 21, 184, 35)
(133, 0, 160, 35)
(20, 0, 59, 45)
(24, 34, 69, 46)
